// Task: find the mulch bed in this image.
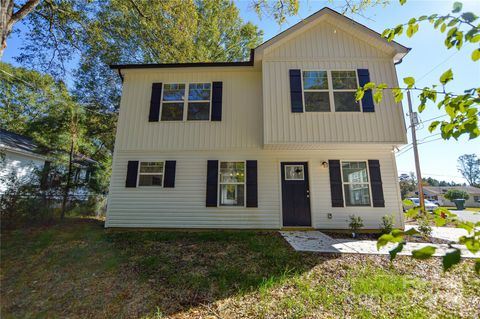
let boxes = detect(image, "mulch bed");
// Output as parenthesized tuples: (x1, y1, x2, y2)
(323, 231, 454, 245)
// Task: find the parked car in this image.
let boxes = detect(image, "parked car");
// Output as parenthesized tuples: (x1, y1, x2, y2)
(404, 198, 438, 211)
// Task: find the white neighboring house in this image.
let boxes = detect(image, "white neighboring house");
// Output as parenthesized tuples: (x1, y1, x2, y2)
(422, 186, 480, 208)
(106, 8, 410, 230)
(0, 129, 48, 193)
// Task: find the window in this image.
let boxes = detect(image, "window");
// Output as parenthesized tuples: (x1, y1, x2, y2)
(161, 84, 185, 121)
(285, 165, 305, 180)
(219, 161, 245, 206)
(301, 70, 361, 112)
(341, 161, 371, 206)
(161, 83, 211, 121)
(138, 162, 164, 186)
(474, 196, 480, 203)
(302, 71, 330, 112)
(188, 83, 211, 120)
(332, 71, 360, 112)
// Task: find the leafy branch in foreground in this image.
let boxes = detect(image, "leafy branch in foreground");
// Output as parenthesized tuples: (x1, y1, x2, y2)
(356, 1, 480, 140)
(377, 200, 480, 273)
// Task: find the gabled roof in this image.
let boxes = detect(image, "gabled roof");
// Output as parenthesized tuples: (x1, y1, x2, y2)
(110, 7, 409, 70)
(255, 7, 410, 63)
(0, 129, 47, 158)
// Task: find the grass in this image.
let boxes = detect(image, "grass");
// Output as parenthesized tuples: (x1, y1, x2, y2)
(1, 218, 479, 318)
(439, 206, 480, 212)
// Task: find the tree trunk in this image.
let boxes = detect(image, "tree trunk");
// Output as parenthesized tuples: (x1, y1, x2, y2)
(0, 0, 41, 60)
(61, 138, 74, 220)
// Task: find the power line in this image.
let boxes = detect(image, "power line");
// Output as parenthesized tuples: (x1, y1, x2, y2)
(415, 50, 460, 86)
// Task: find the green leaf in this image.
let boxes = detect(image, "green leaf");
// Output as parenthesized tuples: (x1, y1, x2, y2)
(364, 82, 376, 90)
(377, 233, 393, 249)
(475, 259, 480, 274)
(418, 15, 428, 21)
(373, 91, 383, 104)
(403, 199, 414, 206)
(472, 49, 480, 62)
(377, 83, 388, 90)
(443, 249, 461, 271)
(393, 88, 404, 102)
(412, 246, 437, 259)
(428, 121, 440, 132)
(404, 227, 419, 236)
(440, 23, 447, 33)
(403, 77, 415, 88)
(408, 18, 416, 24)
(355, 89, 364, 101)
(439, 69, 453, 85)
(452, 2, 462, 13)
(470, 35, 480, 43)
(389, 242, 404, 261)
(399, 0, 407, 5)
(434, 216, 447, 227)
(461, 12, 478, 23)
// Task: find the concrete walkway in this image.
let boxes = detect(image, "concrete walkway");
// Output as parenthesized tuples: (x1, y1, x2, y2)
(450, 210, 480, 223)
(280, 229, 479, 258)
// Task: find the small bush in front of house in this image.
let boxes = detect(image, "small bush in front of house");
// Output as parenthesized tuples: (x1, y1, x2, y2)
(380, 214, 395, 234)
(444, 189, 469, 201)
(417, 215, 432, 239)
(348, 215, 364, 238)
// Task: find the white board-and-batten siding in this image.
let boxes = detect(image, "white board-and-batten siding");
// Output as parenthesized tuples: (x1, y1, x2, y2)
(106, 148, 404, 229)
(262, 20, 407, 147)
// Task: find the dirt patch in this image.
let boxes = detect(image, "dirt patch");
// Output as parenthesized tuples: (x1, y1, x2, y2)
(323, 231, 454, 245)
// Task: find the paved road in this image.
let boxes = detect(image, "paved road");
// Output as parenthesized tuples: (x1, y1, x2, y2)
(449, 210, 480, 223)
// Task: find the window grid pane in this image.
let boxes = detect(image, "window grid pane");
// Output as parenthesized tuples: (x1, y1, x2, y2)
(303, 71, 328, 90)
(161, 102, 184, 121)
(304, 92, 330, 112)
(188, 83, 211, 101)
(342, 161, 371, 206)
(334, 92, 360, 112)
(332, 71, 357, 90)
(219, 162, 245, 207)
(163, 84, 185, 101)
(187, 102, 210, 120)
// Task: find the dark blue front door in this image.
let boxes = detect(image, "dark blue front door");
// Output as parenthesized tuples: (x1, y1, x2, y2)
(281, 162, 311, 227)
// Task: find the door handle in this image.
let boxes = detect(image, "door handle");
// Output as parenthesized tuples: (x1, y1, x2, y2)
(306, 194, 310, 198)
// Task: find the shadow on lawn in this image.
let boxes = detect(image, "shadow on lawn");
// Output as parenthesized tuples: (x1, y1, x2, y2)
(0, 218, 340, 318)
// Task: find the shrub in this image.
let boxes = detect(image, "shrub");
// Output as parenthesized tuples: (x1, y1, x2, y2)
(348, 215, 364, 237)
(444, 189, 469, 201)
(417, 215, 432, 239)
(380, 214, 395, 234)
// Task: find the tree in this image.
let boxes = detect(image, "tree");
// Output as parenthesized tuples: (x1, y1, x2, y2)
(399, 172, 416, 199)
(458, 154, 480, 186)
(444, 189, 470, 201)
(1, 0, 41, 59)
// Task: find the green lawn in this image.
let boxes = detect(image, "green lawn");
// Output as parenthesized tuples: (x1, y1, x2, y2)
(439, 206, 480, 212)
(1, 218, 479, 319)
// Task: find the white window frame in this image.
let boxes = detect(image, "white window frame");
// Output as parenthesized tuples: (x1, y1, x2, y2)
(284, 164, 305, 180)
(340, 160, 372, 207)
(160, 82, 212, 122)
(301, 69, 362, 113)
(137, 161, 165, 187)
(218, 160, 246, 208)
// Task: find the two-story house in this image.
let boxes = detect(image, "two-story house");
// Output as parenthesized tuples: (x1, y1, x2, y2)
(106, 7, 410, 230)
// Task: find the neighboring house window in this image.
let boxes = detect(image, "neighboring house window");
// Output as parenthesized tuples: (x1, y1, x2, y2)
(161, 83, 211, 121)
(138, 162, 164, 186)
(474, 195, 480, 202)
(341, 161, 371, 206)
(303, 71, 330, 112)
(302, 70, 360, 112)
(219, 161, 245, 206)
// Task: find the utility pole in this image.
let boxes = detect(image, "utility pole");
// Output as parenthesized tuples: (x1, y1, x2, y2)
(407, 90, 425, 212)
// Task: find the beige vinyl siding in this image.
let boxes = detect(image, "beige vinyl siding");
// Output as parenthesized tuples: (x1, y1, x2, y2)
(262, 20, 407, 147)
(115, 68, 262, 151)
(106, 147, 404, 229)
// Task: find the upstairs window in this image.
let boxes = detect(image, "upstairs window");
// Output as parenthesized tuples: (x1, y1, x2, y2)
(161, 84, 185, 121)
(219, 161, 245, 206)
(332, 71, 360, 112)
(341, 161, 371, 206)
(302, 70, 360, 112)
(302, 71, 330, 112)
(188, 83, 211, 120)
(161, 83, 211, 121)
(138, 162, 164, 186)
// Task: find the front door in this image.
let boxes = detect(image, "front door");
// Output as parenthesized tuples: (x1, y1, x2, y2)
(281, 162, 311, 227)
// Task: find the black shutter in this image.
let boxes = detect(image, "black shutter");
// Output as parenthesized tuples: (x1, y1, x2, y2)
(163, 160, 176, 188)
(289, 69, 303, 112)
(329, 160, 344, 207)
(126, 161, 139, 188)
(357, 69, 374, 112)
(206, 160, 219, 207)
(246, 160, 258, 207)
(368, 160, 385, 207)
(149, 83, 162, 121)
(211, 82, 223, 121)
